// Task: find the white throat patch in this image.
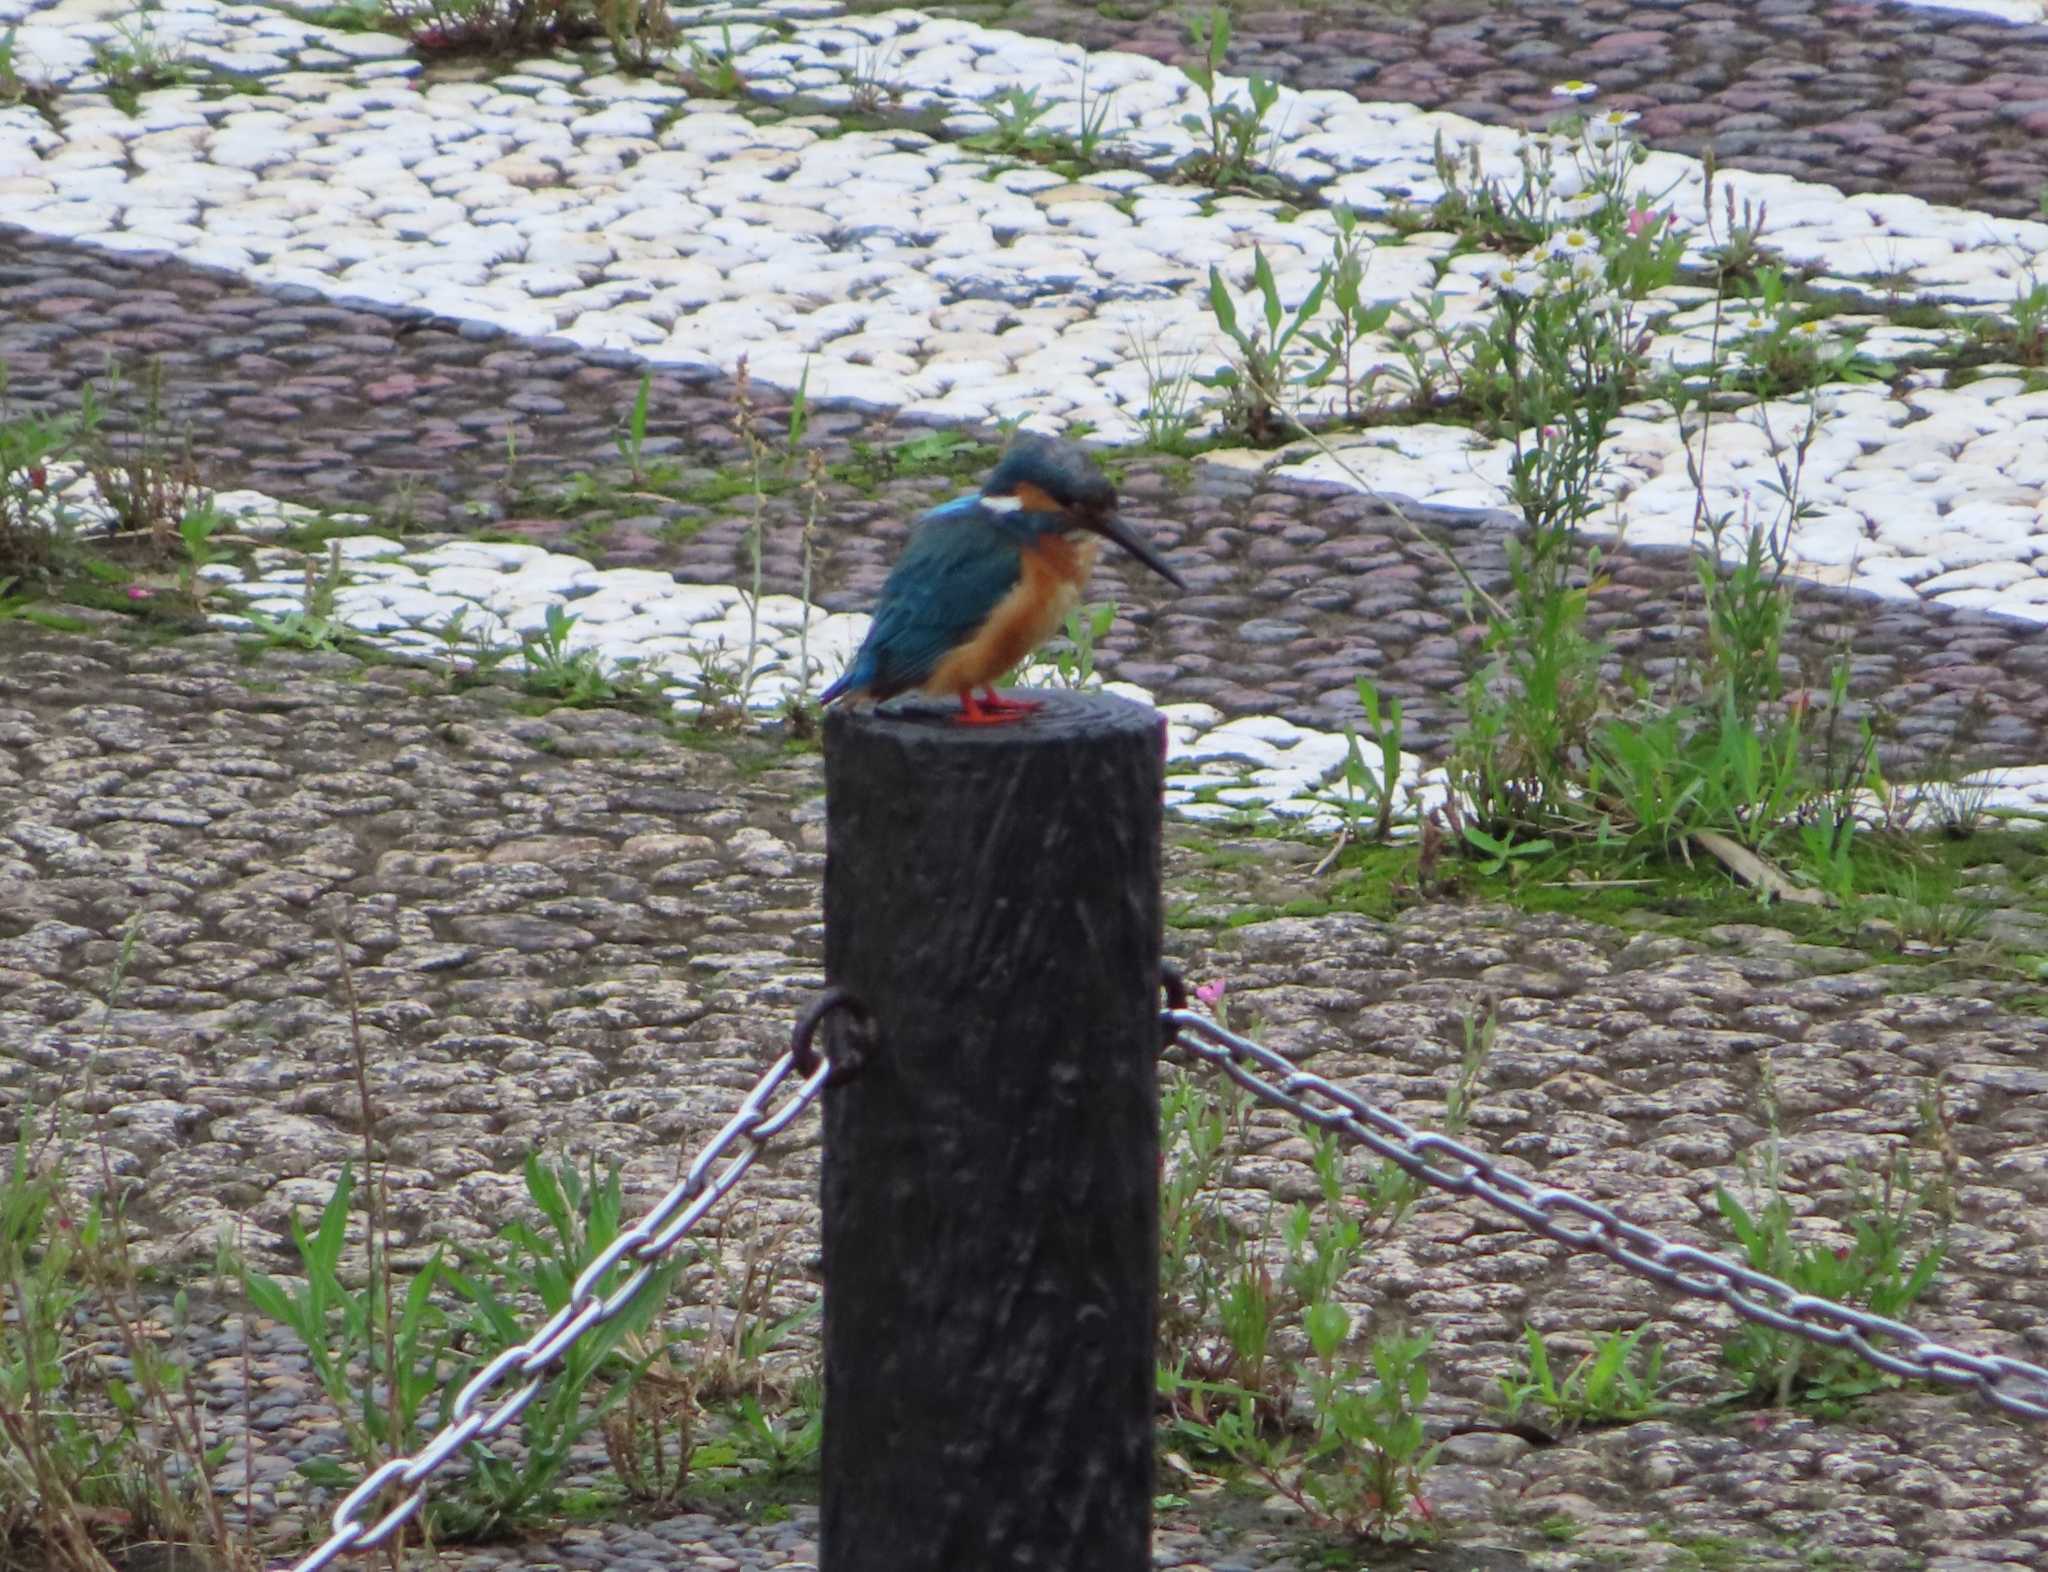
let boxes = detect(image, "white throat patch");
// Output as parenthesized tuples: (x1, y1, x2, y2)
(980, 492, 1025, 513)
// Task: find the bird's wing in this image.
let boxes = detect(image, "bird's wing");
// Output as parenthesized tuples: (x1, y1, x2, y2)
(859, 501, 1024, 697)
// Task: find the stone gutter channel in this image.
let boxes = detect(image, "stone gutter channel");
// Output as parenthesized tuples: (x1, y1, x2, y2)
(835, 0, 2048, 219)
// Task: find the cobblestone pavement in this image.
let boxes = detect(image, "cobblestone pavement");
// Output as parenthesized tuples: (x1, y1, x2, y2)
(9, 0, 2048, 608)
(6, 0, 2048, 1567)
(852, 0, 2048, 221)
(8, 230, 2048, 779)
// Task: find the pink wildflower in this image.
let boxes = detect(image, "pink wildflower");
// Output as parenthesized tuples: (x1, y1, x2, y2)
(1193, 979, 1227, 1010)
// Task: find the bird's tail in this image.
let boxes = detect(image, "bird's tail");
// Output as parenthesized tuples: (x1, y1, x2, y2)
(818, 654, 869, 707)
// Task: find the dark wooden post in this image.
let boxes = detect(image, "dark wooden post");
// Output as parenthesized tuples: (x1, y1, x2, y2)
(819, 689, 1164, 1571)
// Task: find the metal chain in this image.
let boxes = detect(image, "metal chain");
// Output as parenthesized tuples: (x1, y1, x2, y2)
(1162, 1006, 2048, 1423)
(283, 995, 865, 1572)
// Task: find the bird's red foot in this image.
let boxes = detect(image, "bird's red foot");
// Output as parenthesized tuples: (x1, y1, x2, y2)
(975, 687, 1045, 715)
(952, 689, 1033, 726)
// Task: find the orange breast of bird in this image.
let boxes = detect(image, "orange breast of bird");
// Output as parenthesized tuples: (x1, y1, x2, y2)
(927, 533, 1099, 696)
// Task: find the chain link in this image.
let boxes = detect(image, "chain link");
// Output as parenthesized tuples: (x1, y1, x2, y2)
(1162, 1007, 2048, 1423)
(281, 1039, 843, 1572)
(278, 987, 2046, 1567)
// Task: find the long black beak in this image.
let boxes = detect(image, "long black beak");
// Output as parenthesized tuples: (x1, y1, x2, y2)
(1089, 512, 1186, 589)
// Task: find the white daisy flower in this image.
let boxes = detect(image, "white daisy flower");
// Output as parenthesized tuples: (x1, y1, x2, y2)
(1551, 79, 1598, 101)
(1584, 108, 1641, 145)
(1544, 226, 1599, 260)
(1487, 259, 1542, 298)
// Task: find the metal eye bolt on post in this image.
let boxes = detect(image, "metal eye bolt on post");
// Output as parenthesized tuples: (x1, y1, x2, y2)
(819, 688, 1166, 1571)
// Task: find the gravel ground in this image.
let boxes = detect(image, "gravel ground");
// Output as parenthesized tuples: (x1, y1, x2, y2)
(6, 620, 2048, 1568)
(847, 0, 2048, 220)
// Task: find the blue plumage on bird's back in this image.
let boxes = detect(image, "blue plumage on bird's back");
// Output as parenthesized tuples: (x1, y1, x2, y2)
(820, 434, 1184, 724)
(818, 492, 1029, 703)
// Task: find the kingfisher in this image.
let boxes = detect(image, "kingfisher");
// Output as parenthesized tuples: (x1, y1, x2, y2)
(819, 434, 1185, 725)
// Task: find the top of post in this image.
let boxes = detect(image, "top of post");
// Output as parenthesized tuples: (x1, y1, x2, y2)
(822, 689, 1165, 753)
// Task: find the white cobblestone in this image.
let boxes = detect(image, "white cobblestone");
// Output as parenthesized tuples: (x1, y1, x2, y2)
(3, 0, 2045, 820)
